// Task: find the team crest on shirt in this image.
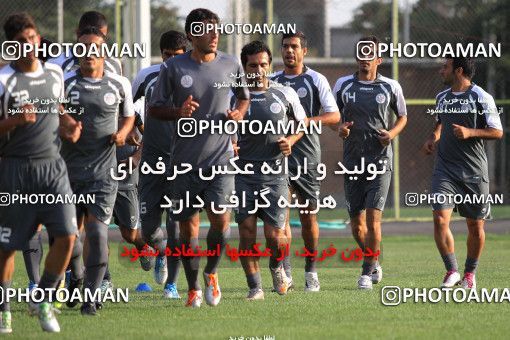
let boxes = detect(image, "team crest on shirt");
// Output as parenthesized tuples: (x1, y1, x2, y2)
(270, 102, 282, 113)
(297, 87, 307, 98)
(376, 93, 386, 104)
(181, 75, 193, 88)
(104, 92, 116, 106)
(52, 83, 61, 98)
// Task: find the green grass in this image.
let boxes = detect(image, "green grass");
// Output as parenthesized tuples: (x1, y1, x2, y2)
(6, 234, 510, 339)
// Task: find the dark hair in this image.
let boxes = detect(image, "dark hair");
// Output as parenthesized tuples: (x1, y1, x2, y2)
(241, 40, 272, 66)
(451, 57, 475, 79)
(160, 30, 187, 52)
(78, 11, 107, 31)
(184, 8, 219, 36)
(358, 35, 380, 45)
(78, 26, 107, 41)
(4, 12, 37, 40)
(281, 31, 307, 48)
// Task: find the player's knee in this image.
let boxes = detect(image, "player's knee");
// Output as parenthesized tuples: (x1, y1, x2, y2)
(120, 227, 137, 244)
(467, 220, 485, 239)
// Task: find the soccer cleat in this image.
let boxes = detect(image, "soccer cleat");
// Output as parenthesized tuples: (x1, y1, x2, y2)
(0, 311, 12, 334)
(154, 256, 168, 285)
(271, 266, 291, 295)
(246, 288, 264, 301)
(38, 302, 61, 332)
(304, 272, 320, 292)
(95, 302, 103, 310)
(54, 279, 65, 309)
(441, 270, 461, 288)
(163, 283, 181, 299)
(460, 272, 476, 289)
(66, 278, 83, 308)
(28, 281, 38, 292)
(357, 275, 373, 290)
(100, 279, 113, 295)
(139, 248, 155, 271)
(204, 272, 221, 306)
(185, 290, 203, 308)
(371, 264, 383, 284)
(80, 302, 97, 316)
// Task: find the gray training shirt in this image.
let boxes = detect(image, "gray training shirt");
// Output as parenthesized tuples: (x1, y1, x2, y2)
(271, 66, 338, 168)
(0, 61, 64, 159)
(132, 63, 175, 164)
(433, 84, 502, 182)
(333, 72, 407, 169)
(61, 70, 134, 182)
(149, 50, 250, 169)
(234, 82, 306, 162)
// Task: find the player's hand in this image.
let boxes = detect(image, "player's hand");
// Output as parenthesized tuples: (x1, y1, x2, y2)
(61, 120, 82, 143)
(452, 124, 472, 140)
(278, 137, 292, 156)
(227, 109, 243, 121)
(232, 142, 240, 157)
(422, 137, 437, 155)
(14, 104, 37, 126)
(126, 129, 142, 146)
(179, 95, 199, 118)
(111, 131, 128, 146)
(338, 121, 353, 139)
(377, 129, 392, 146)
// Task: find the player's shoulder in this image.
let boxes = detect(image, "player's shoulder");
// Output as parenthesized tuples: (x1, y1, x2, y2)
(471, 84, 494, 101)
(304, 66, 328, 85)
(46, 53, 67, 67)
(136, 63, 161, 80)
(435, 87, 451, 100)
(332, 74, 355, 93)
(378, 75, 403, 92)
(0, 64, 16, 83)
(163, 51, 190, 69)
(269, 81, 299, 101)
(43, 61, 64, 76)
(216, 50, 239, 64)
(270, 70, 284, 80)
(64, 69, 78, 80)
(105, 70, 129, 84)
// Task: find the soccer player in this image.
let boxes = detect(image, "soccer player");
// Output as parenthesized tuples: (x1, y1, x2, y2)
(0, 12, 81, 333)
(61, 26, 135, 315)
(149, 8, 249, 307)
(47, 11, 122, 74)
(132, 30, 187, 298)
(271, 31, 340, 291)
(236, 41, 307, 299)
(23, 9, 123, 295)
(333, 36, 407, 289)
(421, 57, 503, 289)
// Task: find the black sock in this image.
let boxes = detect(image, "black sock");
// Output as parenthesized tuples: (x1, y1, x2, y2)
(37, 270, 62, 302)
(361, 261, 376, 276)
(69, 235, 84, 281)
(283, 254, 292, 278)
(304, 247, 317, 273)
(464, 257, 479, 274)
(180, 237, 200, 290)
(0, 281, 12, 311)
(103, 264, 111, 281)
(204, 227, 230, 274)
(23, 231, 43, 283)
(83, 220, 109, 296)
(246, 272, 262, 289)
(441, 253, 458, 272)
(166, 219, 181, 285)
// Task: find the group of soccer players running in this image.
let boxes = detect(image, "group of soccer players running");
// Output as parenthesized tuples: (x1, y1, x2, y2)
(0, 7, 503, 334)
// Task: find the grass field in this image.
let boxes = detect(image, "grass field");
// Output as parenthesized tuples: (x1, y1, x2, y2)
(6, 233, 510, 339)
